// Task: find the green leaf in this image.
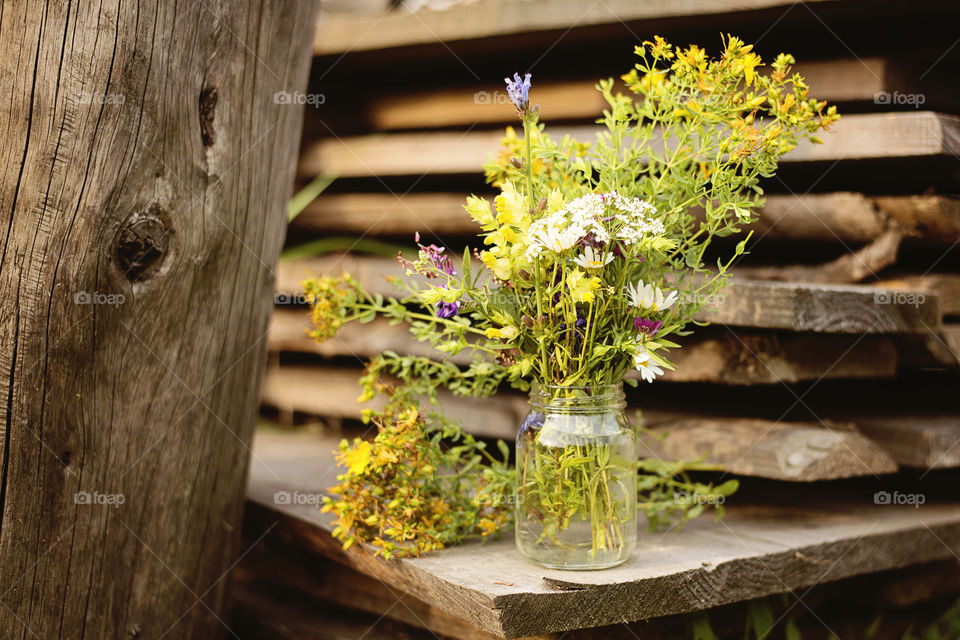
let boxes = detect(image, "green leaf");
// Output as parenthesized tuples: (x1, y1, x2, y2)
(690, 614, 719, 640)
(748, 600, 775, 640)
(288, 174, 335, 222)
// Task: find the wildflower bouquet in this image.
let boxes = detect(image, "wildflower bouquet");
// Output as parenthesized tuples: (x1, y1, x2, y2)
(309, 35, 837, 565)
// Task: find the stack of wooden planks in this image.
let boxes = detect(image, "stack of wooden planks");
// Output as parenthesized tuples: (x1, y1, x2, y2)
(237, 0, 960, 637)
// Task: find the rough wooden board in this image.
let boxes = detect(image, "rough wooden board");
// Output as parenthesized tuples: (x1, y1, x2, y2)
(639, 417, 897, 480)
(0, 2, 318, 637)
(365, 59, 960, 131)
(247, 430, 960, 638)
(234, 540, 516, 640)
(710, 280, 940, 334)
(260, 365, 527, 439)
(288, 192, 960, 246)
(277, 256, 941, 334)
(312, 0, 837, 54)
(230, 581, 443, 640)
(298, 112, 960, 178)
(260, 366, 898, 481)
(269, 310, 899, 384)
(873, 275, 960, 316)
(735, 228, 903, 284)
(850, 416, 960, 469)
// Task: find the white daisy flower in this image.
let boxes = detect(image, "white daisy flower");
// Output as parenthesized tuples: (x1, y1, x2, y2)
(534, 224, 581, 253)
(625, 280, 678, 312)
(573, 246, 614, 270)
(634, 345, 664, 383)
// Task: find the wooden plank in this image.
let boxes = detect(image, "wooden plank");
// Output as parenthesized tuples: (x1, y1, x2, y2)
(260, 366, 898, 480)
(277, 257, 942, 334)
(366, 59, 959, 131)
(710, 280, 940, 334)
(640, 417, 897, 481)
(313, 0, 838, 54)
(298, 112, 960, 178)
(873, 274, 960, 316)
(234, 537, 518, 640)
(230, 581, 442, 640)
(246, 430, 960, 638)
(734, 228, 904, 284)
(236, 526, 960, 639)
(260, 364, 527, 439)
(289, 192, 960, 245)
(269, 310, 899, 384)
(851, 416, 960, 469)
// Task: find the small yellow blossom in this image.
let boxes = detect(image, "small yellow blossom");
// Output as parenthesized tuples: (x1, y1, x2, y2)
(344, 440, 372, 475)
(485, 325, 519, 340)
(567, 269, 601, 304)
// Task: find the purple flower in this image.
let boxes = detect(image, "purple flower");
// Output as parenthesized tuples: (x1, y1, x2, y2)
(417, 236, 456, 277)
(504, 72, 532, 115)
(634, 317, 663, 336)
(436, 301, 459, 319)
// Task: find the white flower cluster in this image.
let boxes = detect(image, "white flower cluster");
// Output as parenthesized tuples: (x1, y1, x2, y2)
(603, 192, 665, 245)
(524, 192, 662, 260)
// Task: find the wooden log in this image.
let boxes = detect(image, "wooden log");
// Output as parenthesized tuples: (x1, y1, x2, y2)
(734, 228, 903, 284)
(289, 192, 960, 246)
(709, 280, 940, 334)
(0, 2, 318, 637)
(850, 416, 960, 469)
(872, 275, 960, 316)
(366, 59, 960, 131)
(246, 430, 960, 639)
(639, 417, 897, 481)
(260, 364, 528, 439)
(299, 112, 960, 178)
(277, 256, 942, 334)
(269, 310, 899, 384)
(260, 366, 899, 480)
(312, 0, 858, 55)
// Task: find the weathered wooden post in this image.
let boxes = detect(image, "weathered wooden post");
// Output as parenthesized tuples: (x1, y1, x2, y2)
(0, 1, 318, 636)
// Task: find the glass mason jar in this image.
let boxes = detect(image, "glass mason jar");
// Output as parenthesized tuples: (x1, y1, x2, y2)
(515, 383, 637, 569)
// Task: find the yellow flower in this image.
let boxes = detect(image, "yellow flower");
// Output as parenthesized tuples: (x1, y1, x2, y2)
(343, 440, 372, 475)
(494, 181, 526, 226)
(567, 269, 601, 303)
(464, 195, 495, 228)
(738, 52, 762, 87)
(485, 325, 518, 340)
(480, 251, 511, 280)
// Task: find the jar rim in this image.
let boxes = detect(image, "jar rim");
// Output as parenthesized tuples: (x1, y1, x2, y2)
(528, 382, 626, 412)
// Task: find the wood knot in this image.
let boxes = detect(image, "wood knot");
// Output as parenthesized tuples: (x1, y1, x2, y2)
(199, 85, 218, 147)
(113, 205, 169, 282)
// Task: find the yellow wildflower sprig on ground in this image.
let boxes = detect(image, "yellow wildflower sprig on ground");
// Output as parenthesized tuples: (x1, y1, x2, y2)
(322, 382, 515, 558)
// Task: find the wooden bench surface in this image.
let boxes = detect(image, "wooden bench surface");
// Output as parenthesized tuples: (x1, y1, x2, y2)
(246, 429, 960, 638)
